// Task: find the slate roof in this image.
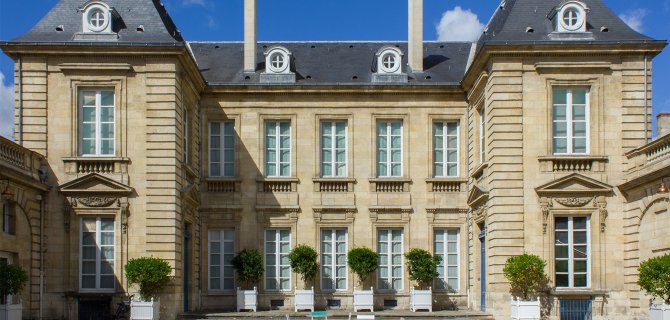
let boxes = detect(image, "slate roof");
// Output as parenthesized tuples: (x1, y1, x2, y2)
(189, 42, 474, 85)
(10, 0, 182, 44)
(477, 0, 656, 48)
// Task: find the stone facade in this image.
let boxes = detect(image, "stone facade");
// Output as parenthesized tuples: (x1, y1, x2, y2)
(1, 0, 669, 319)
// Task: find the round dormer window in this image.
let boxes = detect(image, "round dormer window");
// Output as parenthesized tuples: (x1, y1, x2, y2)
(560, 5, 585, 31)
(268, 51, 288, 73)
(379, 51, 401, 74)
(87, 8, 108, 32)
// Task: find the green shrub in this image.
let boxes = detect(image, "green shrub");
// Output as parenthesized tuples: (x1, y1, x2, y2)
(638, 254, 670, 304)
(503, 254, 547, 300)
(405, 248, 441, 290)
(288, 245, 319, 285)
(0, 263, 28, 299)
(347, 247, 378, 285)
(231, 249, 264, 289)
(125, 257, 172, 301)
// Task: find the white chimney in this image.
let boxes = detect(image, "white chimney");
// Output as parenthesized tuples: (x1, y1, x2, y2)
(244, 0, 257, 72)
(408, 0, 423, 72)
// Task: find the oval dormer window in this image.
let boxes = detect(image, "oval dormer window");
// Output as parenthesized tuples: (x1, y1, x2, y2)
(269, 51, 288, 73)
(380, 52, 400, 74)
(264, 47, 291, 75)
(88, 8, 108, 32)
(557, 1, 588, 33)
(81, 2, 113, 34)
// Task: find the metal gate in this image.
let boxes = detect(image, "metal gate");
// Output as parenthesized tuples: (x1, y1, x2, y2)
(560, 299, 592, 320)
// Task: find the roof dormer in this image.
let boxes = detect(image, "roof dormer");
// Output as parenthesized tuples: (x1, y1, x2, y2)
(74, 1, 119, 41)
(555, 1, 589, 33)
(372, 47, 408, 83)
(260, 46, 296, 83)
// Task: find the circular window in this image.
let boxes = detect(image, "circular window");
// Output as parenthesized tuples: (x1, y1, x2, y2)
(380, 51, 400, 73)
(560, 6, 584, 31)
(268, 51, 288, 73)
(87, 8, 108, 32)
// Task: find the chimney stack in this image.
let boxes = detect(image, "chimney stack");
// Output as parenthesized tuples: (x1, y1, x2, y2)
(408, 0, 423, 73)
(244, 0, 257, 73)
(658, 113, 670, 138)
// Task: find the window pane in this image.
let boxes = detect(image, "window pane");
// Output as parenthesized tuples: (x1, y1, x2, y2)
(555, 246, 568, 258)
(572, 89, 587, 105)
(553, 138, 567, 154)
(573, 106, 586, 121)
(573, 138, 587, 153)
(555, 260, 569, 273)
(555, 231, 568, 244)
(574, 260, 587, 273)
(82, 261, 96, 274)
(554, 122, 567, 137)
(573, 217, 587, 229)
(553, 89, 567, 105)
(556, 274, 569, 287)
(553, 106, 567, 121)
(82, 107, 96, 122)
(100, 91, 114, 106)
(82, 275, 96, 289)
(573, 122, 587, 137)
(447, 164, 458, 177)
(100, 140, 114, 155)
(100, 107, 114, 122)
(573, 274, 587, 287)
(81, 123, 95, 139)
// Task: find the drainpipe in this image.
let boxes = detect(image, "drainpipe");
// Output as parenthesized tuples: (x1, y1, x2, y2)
(465, 101, 472, 309)
(18, 56, 23, 145)
(644, 54, 649, 143)
(38, 193, 44, 319)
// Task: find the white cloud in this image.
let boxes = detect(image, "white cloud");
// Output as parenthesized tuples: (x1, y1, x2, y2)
(0, 72, 14, 140)
(436, 6, 485, 42)
(619, 9, 647, 33)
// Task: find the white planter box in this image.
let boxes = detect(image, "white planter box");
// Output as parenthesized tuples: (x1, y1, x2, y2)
(130, 298, 160, 320)
(0, 302, 22, 320)
(237, 287, 258, 312)
(295, 287, 315, 312)
(353, 287, 374, 312)
(511, 298, 540, 320)
(409, 288, 432, 312)
(650, 304, 670, 320)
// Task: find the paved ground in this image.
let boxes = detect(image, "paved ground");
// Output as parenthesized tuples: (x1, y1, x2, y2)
(178, 309, 493, 320)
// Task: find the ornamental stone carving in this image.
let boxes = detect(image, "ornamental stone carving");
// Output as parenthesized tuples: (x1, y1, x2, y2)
(77, 196, 118, 208)
(554, 197, 593, 207)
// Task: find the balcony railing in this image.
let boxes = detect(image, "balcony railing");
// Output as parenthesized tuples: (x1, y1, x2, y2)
(0, 136, 43, 180)
(313, 178, 355, 192)
(369, 178, 411, 193)
(538, 156, 608, 173)
(63, 157, 130, 176)
(426, 178, 466, 192)
(206, 179, 240, 193)
(625, 133, 670, 176)
(257, 178, 299, 193)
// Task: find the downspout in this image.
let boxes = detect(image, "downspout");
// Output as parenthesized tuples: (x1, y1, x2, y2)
(18, 56, 23, 145)
(197, 100, 203, 310)
(39, 193, 44, 320)
(465, 99, 472, 309)
(644, 54, 649, 143)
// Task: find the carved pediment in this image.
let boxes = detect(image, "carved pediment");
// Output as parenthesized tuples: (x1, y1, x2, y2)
(535, 173, 612, 196)
(59, 173, 133, 195)
(467, 185, 489, 207)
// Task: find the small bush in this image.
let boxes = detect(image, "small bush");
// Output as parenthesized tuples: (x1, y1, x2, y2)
(347, 247, 378, 285)
(503, 254, 547, 300)
(0, 263, 28, 298)
(288, 245, 319, 284)
(231, 249, 264, 289)
(125, 257, 172, 301)
(405, 248, 441, 290)
(638, 254, 670, 304)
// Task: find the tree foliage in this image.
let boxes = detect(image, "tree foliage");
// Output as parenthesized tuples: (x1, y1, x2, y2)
(125, 257, 172, 301)
(0, 263, 28, 298)
(288, 245, 319, 284)
(231, 249, 264, 289)
(405, 248, 441, 290)
(503, 254, 547, 300)
(347, 247, 378, 285)
(638, 254, 670, 304)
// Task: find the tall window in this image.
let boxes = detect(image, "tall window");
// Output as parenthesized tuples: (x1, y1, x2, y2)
(377, 121, 403, 177)
(321, 229, 347, 291)
(209, 122, 235, 177)
(183, 109, 190, 164)
(553, 88, 589, 155)
(434, 229, 459, 292)
(479, 106, 486, 163)
(80, 217, 115, 291)
(2, 201, 15, 235)
(209, 229, 235, 291)
(80, 90, 115, 156)
(321, 121, 347, 177)
(265, 121, 291, 177)
(555, 216, 589, 288)
(378, 229, 403, 290)
(265, 229, 291, 291)
(433, 121, 459, 177)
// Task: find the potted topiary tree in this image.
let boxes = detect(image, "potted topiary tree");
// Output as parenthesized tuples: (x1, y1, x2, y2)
(503, 254, 547, 320)
(405, 248, 440, 312)
(288, 245, 318, 312)
(125, 256, 172, 320)
(638, 254, 670, 320)
(231, 249, 264, 312)
(347, 247, 378, 312)
(0, 263, 28, 320)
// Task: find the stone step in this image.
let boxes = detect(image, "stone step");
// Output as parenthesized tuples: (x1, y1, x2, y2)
(178, 310, 494, 320)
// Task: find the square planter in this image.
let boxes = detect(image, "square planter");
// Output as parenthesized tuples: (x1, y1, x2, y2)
(237, 287, 258, 312)
(295, 287, 315, 312)
(130, 298, 160, 320)
(0, 302, 22, 320)
(353, 287, 374, 312)
(409, 288, 432, 312)
(650, 304, 670, 320)
(511, 298, 540, 320)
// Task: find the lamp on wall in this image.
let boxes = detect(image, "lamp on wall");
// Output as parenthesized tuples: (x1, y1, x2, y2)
(660, 182, 669, 194)
(1, 179, 14, 201)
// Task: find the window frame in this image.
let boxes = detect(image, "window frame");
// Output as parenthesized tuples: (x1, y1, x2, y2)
(320, 120, 348, 178)
(552, 87, 590, 155)
(434, 229, 460, 292)
(264, 229, 292, 292)
(79, 217, 115, 292)
(320, 229, 348, 292)
(479, 106, 486, 164)
(433, 121, 459, 178)
(2, 201, 15, 235)
(208, 229, 236, 292)
(376, 120, 404, 178)
(554, 216, 591, 289)
(264, 120, 292, 178)
(209, 121, 236, 177)
(377, 228, 404, 291)
(79, 89, 116, 157)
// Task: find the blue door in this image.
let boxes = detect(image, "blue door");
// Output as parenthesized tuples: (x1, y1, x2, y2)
(560, 299, 592, 320)
(479, 229, 486, 311)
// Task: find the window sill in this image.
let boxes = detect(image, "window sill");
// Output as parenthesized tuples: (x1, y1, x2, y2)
(552, 289, 608, 297)
(257, 177, 299, 193)
(538, 155, 607, 172)
(369, 178, 411, 192)
(426, 178, 466, 192)
(63, 157, 130, 175)
(313, 178, 356, 192)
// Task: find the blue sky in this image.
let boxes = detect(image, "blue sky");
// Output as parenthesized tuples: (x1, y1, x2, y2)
(0, 0, 669, 139)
